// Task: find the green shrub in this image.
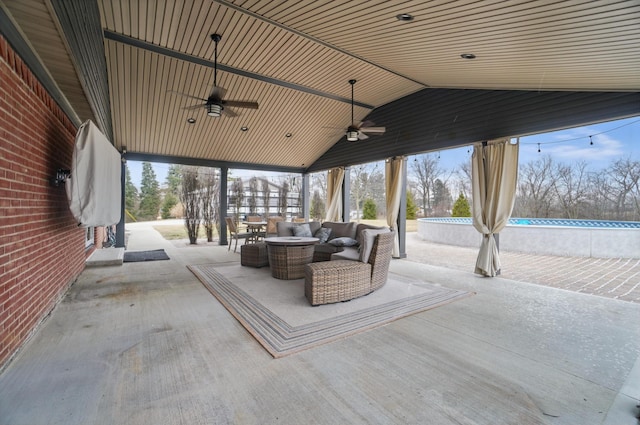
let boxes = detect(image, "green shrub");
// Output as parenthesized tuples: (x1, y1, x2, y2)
(451, 193, 471, 217)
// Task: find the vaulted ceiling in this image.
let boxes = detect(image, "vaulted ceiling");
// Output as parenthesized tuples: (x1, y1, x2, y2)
(2, 0, 639, 173)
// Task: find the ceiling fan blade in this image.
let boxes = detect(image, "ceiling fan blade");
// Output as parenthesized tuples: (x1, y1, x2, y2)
(359, 120, 376, 128)
(222, 107, 238, 118)
(223, 100, 259, 109)
(357, 131, 369, 140)
(182, 104, 207, 110)
(360, 126, 386, 134)
(168, 90, 207, 102)
(209, 86, 227, 100)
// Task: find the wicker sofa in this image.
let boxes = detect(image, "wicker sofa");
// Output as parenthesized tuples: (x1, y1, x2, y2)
(304, 230, 395, 306)
(276, 220, 387, 262)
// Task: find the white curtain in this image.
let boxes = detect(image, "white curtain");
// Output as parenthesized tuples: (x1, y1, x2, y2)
(66, 120, 122, 227)
(472, 138, 519, 277)
(385, 157, 405, 257)
(325, 167, 344, 222)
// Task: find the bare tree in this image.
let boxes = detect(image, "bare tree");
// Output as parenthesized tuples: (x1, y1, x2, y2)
(587, 169, 614, 220)
(411, 154, 443, 217)
(350, 162, 382, 221)
(278, 180, 289, 217)
(553, 161, 590, 219)
(455, 159, 473, 201)
(200, 168, 219, 242)
(261, 178, 271, 217)
(180, 166, 201, 244)
(515, 155, 555, 217)
(248, 177, 259, 215)
(607, 158, 640, 220)
(229, 178, 244, 223)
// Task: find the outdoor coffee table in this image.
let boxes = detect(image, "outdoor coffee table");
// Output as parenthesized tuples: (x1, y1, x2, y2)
(264, 237, 319, 280)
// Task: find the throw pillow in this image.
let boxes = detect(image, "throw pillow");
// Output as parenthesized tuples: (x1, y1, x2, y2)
(328, 237, 358, 247)
(314, 227, 332, 243)
(358, 228, 391, 263)
(292, 223, 312, 237)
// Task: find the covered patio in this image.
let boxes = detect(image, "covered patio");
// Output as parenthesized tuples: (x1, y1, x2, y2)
(0, 222, 638, 424)
(1, 1, 640, 424)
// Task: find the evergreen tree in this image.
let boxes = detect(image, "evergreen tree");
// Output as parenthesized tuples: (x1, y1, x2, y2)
(406, 190, 418, 219)
(451, 193, 471, 217)
(310, 190, 325, 220)
(362, 198, 377, 219)
(138, 162, 161, 221)
(165, 165, 182, 197)
(124, 164, 138, 222)
(160, 192, 178, 219)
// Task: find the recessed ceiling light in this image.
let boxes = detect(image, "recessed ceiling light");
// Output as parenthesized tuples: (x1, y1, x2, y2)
(285, 133, 292, 138)
(461, 53, 476, 59)
(240, 126, 248, 131)
(396, 13, 414, 21)
(187, 118, 196, 124)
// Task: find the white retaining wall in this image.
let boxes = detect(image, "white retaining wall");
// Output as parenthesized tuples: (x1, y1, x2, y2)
(417, 220, 640, 258)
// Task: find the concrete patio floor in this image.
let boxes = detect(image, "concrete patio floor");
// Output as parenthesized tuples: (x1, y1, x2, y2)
(0, 222, 638, 425)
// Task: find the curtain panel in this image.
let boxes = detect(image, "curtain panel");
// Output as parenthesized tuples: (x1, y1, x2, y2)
(385, 157, 405, 257)
(325, 167, 345, 222)
(472, 138, 519, 277)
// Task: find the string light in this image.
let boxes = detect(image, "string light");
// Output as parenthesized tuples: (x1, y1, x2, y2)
(589, 135, 593, 146)
(522, 117, 639, 147)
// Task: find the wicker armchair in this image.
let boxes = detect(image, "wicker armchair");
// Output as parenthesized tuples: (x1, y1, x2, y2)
(304, 231, 395, 306)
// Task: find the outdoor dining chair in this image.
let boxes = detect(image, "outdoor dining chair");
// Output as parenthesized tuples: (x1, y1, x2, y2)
(225, 217, 252, 252)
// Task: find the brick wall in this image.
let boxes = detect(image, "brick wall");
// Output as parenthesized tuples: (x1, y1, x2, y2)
(0, 35, 89, 368)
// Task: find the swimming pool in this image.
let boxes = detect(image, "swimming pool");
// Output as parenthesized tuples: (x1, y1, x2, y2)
(417, 218, 640, 258)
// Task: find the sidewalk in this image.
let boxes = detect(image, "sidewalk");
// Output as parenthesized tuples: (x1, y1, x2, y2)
(405, 232, 640, 304)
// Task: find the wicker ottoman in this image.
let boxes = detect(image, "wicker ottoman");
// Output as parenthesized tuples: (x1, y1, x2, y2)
(240, 242, 269, 268)
(304, 260, 372, 306)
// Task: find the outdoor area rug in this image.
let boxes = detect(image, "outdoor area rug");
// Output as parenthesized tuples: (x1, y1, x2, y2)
(123, 249, 170, 262)
(188, 263, 473, 358)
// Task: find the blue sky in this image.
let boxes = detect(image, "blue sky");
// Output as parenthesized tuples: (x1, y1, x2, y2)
(127, 116, 639, 188)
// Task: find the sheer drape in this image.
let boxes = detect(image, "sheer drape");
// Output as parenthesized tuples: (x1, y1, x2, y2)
(472, 138, 519, 277)
(325, 167, 345, 222)
(385, 157, 404, 257)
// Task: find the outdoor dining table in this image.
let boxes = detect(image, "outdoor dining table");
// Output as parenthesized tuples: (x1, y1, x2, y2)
(242, 221, 267, 243)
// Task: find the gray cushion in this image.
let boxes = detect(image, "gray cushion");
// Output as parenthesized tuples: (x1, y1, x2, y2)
(322, 221, 357, 240)
(328, 237, 358, 247)
(331, 247, 360, 261)
(292, 223, 312, 237)
(276, 221, 321, 236)
(314, 227, 332, 243)
(358, 228, 391, 263)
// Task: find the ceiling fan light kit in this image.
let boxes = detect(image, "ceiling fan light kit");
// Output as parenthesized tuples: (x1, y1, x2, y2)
(207, 103, 222, 117)
(346, 128, 359, 142)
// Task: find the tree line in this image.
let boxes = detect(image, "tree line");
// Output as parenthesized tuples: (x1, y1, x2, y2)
(125, 153, 640, 239)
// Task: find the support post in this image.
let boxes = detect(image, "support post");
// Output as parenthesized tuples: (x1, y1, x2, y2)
(219, 166, 228, 246)
(396, 158, 407, 258)
(342, 166, 350, 222)
(301, 173, 310, 220)
(115, 155, 126, 248)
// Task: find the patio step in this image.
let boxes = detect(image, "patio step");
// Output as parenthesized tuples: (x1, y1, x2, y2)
(85, 247, 124, 267)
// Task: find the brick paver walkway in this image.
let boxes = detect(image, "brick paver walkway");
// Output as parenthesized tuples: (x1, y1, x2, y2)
(405, 233, 640, 304)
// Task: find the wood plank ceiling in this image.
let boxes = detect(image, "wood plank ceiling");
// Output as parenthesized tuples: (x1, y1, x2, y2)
(3, 0, 640, 172)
